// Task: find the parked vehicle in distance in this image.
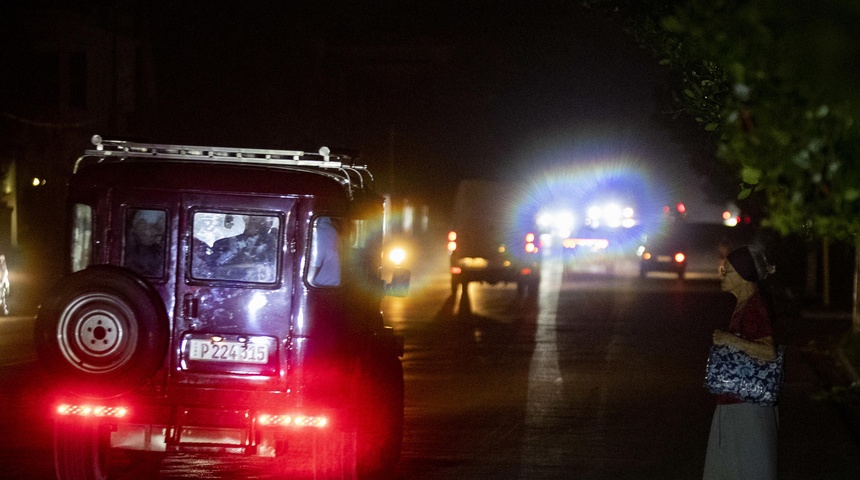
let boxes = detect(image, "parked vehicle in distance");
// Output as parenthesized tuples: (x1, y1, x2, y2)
(34, 136, 409, 480)
(447, 180, 541, 296)
(638, 232, 688, 279)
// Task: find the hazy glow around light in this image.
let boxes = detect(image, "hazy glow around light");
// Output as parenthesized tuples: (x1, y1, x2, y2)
(508, 148, 671, 261)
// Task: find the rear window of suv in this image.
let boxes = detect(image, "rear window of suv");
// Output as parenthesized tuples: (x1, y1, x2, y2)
(191, 212, 281, 283)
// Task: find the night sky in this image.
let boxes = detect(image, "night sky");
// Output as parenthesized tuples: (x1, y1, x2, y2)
(11, 1, 723, 218)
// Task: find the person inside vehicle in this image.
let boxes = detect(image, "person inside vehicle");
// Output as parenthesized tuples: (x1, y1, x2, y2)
(124, 209, 167, 277)
(209, 215, 277, 268)
(309, 216, 341, 286)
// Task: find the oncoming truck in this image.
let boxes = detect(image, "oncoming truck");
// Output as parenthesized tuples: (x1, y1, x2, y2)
(34, 136, 410, 479)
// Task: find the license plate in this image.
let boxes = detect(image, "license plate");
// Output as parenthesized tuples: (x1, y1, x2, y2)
(656, 255, 672, 262)
(188, 339, 268, 364)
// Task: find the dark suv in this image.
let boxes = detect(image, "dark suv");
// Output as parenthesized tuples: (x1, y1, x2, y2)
(35, 136, 409, 480)
(447, 180, 541, 296)
(638, 234, 688, 279)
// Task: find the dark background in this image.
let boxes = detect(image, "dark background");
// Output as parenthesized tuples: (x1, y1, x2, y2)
(9, 1, 851, 312)
(134, 1, 720, 208)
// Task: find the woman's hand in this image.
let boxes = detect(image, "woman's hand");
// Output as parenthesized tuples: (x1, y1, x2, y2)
(713, 330, 777, 361)
(712, 329, 736, 347)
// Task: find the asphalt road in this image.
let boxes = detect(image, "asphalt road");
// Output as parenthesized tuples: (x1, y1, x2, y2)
(388, 257, 860, 479)
(2, 253, 860, 479)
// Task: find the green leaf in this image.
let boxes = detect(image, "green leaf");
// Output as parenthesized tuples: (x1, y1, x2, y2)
(705, 122, 719, 131)
(741, 167, 762, 185)
(738, 188, 752, 200)
(770, 129, 791, 146)
(660, 15, 685, 33)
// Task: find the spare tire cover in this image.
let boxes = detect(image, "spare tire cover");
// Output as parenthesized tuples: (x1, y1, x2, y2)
(35, 265, 169, 397)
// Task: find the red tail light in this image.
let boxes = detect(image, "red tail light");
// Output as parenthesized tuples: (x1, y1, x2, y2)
(674, 253, 686, 263)
(56, 404, 128, 418)
(257, 414, 328, 428)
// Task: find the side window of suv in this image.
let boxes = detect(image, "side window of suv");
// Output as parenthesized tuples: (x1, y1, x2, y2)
(70, 203, 93, 272)
(190, 212, 280, 283)
(123, 209, 167, 278)
(308, 216, 342, 287)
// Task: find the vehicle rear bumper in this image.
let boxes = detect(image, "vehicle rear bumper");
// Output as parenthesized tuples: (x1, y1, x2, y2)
(53, 390, 348, 456)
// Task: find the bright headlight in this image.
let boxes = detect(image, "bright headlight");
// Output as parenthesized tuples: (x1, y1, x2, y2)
(389, 247, 407, 266)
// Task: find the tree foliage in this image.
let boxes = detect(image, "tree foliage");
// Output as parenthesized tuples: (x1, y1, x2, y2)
(584, 0, 860, 240)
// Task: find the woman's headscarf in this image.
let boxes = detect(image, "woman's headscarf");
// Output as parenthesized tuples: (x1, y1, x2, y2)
(726, 245, 775, 282)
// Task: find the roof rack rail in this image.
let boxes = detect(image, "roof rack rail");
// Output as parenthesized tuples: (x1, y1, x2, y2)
(75, 135, 373, 194)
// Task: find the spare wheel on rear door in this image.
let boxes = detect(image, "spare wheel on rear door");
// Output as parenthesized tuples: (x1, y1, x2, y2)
(35, 265, 169, 397)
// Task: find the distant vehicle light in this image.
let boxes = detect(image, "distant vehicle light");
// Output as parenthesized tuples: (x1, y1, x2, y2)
(447, 241, 457, 252)
(388, 247, 407, 266)
(676, 203, 686, 214)
(585, 202, 636, 229)
(535, 209, 574, 237)
(537, 212, 553, 227)
(643, 252, 652, 260)
(520, 268, 532, 276)
(563, 238, 610, 250)
(451, 266, 462, 275)
(674, 253, 686, 263)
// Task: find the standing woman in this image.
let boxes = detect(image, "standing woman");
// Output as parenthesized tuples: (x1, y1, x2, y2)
(704, 245, 778, 480)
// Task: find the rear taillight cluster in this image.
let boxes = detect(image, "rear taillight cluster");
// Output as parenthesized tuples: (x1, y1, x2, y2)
(55, 403, 330, 430)
(56, 404, 128, 418)
(257, 414, 328, 428)
(448, 230, 539, 254)
(642, 251, 685, 263)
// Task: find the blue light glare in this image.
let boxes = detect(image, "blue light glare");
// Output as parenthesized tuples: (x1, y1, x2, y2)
(510, 156, 673, 256)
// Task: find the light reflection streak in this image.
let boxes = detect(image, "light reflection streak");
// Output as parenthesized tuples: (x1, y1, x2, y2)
(519, 257, 566, 477)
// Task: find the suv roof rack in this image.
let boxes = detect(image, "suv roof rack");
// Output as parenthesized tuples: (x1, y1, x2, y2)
(76, 135, 373, 192)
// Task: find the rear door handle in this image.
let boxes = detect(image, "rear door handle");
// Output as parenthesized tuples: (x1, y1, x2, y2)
(184, 294, 199, 319)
